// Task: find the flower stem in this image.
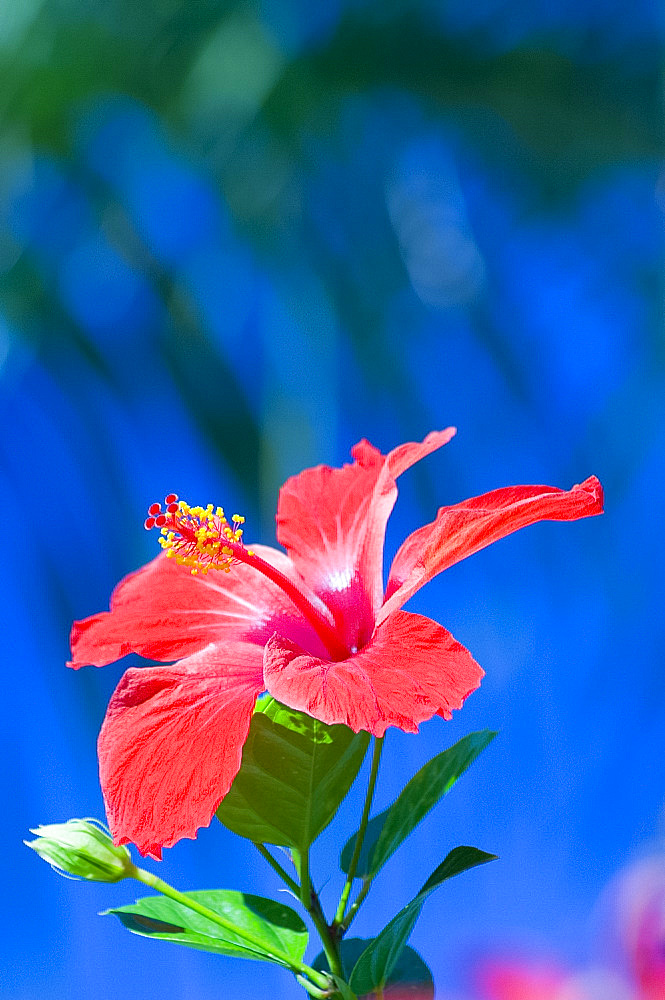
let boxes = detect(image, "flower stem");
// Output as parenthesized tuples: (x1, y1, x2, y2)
(293, 849, 343, 980)
(254, 843, 300, 896)
(333, 735, 384, 930)
(296, 974, 332, 998)
(295, 847, 311, 910)
(340, 878, 372, 933)
(133, 866, 330, 991)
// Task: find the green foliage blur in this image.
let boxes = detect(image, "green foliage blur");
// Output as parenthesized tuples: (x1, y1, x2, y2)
(1, 0, 660, 501)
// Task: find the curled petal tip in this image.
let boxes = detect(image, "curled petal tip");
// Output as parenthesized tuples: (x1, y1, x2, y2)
(577, 474, 604, 512)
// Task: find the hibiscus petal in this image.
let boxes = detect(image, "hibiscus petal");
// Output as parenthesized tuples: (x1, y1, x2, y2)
(69, 543, 327, 668)
(98, 642, 265, 857)
(381, 475, 604, 622)
(275, 429, 456, 649)
(263, 609, 483, 737)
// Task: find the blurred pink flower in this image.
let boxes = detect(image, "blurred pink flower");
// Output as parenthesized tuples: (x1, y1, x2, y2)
(614, 856, 665, 1000)
(476, 958, 632, 1000)
(476, 958, 565, 1000)
(473, 854, 665, 1000)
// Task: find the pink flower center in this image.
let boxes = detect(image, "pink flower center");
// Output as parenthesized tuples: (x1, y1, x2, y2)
(145, 494, 349, 661)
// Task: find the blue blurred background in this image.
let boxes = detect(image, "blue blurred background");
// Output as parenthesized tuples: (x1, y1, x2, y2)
(1, 1, 663, 997)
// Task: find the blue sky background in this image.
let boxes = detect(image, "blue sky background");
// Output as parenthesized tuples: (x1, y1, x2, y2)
(1, 1, 663, 997)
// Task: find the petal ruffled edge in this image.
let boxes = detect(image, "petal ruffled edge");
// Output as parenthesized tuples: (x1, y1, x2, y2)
(263, 609, 483, 737)
(98, 642, 264, 857)
(380, 475, 604, 623)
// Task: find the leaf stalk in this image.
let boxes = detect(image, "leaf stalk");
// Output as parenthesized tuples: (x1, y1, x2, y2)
(254, 843, 300, 896)
(333, 735, 384, 930)
(133, 866, 330, 991)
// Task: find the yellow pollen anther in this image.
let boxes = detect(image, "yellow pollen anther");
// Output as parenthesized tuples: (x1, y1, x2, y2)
(145, 495, 248, 576)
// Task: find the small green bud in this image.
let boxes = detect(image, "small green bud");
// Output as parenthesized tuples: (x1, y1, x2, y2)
(25, 819, 137, 883)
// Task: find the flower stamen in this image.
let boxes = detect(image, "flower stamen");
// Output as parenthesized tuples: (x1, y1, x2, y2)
(144, 494, 349, 660)
(145, 495, 253, 576)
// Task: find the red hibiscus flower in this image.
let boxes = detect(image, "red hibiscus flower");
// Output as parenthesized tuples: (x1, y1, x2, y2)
(69, 430, 603, 857)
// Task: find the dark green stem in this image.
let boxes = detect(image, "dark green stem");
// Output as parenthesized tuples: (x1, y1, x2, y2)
(333, 735, 384, 929)
(296, 847, 312, 910)
(293, 850, 343, 980)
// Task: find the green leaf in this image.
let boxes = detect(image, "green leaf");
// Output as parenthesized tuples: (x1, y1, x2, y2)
(349, 847, 496, 995)
(377, 944, 434, 998)
(331, 976, 359, 1000)
(341, 730, 496, 879)
(313, 939, 434, 999)
(217, 697, 369, 851)
(105, 889, 308, 968)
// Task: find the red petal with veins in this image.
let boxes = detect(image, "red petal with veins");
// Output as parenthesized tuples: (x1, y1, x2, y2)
(263, 610, 483, 737)
(275, 429, 456, 649)
(98, 642, 264, 858)
(381, 475, 604, 623)
(69, 543, 327, 668)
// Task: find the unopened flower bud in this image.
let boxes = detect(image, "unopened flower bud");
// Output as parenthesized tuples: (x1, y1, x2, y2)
(25, 819, 136, 883)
